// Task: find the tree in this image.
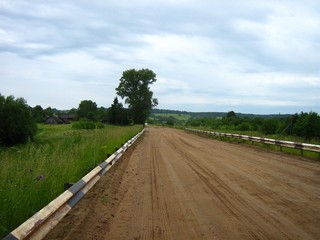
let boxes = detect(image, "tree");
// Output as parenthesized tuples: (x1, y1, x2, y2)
(223, 111, 239, 129)
(108, 97, 121, 124)
(97, 107, 108, 122)
(116, 68, 158, 124)
(43, 107, 54, 117)
(226, 111, 236, 118)
(108, 97, 130, 125)
(32, 105, 45, 123)
(293, 112, 320, 139)
(77, 100, 98, 121)
(0, 94, 37, 146)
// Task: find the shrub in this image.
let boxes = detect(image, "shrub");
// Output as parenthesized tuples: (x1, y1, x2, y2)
(261, 119, 279, 134)
(237, 122, 251, 131)
(293, 112, 320, 139)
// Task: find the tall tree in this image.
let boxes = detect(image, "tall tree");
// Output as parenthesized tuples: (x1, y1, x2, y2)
(116, 68, 158, 124)
(77, 100, 98, 121)
(108, 97, 130, 125)
(109, 97, 121, 124)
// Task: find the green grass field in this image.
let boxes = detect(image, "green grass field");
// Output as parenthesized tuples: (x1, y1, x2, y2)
(149, 113, 192, 124)
(0, 124, 143, 238)
(154, 113, 191, 121)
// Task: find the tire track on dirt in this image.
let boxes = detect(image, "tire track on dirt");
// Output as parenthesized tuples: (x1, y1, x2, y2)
(166, 137, 277, 239)
(165, 130, 319, 239)
(46, 126, 320, 240)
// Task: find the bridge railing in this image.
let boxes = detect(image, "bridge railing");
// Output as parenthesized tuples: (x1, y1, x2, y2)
(185, 128, 320, 153)
(5, 129, 145, 240)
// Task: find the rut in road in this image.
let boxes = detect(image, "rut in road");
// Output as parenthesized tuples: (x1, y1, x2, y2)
(46, 126, 320, 240)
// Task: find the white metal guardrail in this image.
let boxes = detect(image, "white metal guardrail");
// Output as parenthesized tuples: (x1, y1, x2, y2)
(186, 128, 320, 153)
(4, 129, 145, 240)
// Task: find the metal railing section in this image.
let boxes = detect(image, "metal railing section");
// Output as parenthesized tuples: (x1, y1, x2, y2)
(186, 128, 320, 153)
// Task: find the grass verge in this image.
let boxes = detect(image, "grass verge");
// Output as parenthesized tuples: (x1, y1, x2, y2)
(0, 124, 143, 238)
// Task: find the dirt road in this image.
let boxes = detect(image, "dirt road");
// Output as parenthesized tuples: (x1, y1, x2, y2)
(46, 126, 320, 240)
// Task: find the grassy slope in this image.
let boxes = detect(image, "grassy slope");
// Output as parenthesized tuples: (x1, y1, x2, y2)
(0, 124, 143, 238)
(152, 113, 192, 121)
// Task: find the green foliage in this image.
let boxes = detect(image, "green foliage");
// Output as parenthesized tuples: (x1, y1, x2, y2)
(166, 118, 175, 126)
(149, 112, 191, 126)
(0, 124, 143, 238)
(0, 94, 37, 146)
(32, 105, 45, 123)
(107, 97, 131, 125)
(72, 120, 104, 129)
(116, 68, 158, 124)
(77, 100, 98, 121)
(95, 122, 105, 129)
(97, 107, 108, 122)
(237, 122, 251, 131)
(43, 107, 54, 117)
(186, 111, 320, 141)
(261, 119, 279, 134)
(293, 112, 320, 139)
(226, 111, 236, 118)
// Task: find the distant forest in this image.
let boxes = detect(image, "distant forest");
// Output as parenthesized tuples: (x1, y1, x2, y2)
(151, 109, 290, 119)
(150, 109, 320, 141)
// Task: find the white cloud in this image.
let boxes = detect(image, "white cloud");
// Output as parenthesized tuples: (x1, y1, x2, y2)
(0, 0, 320, 113)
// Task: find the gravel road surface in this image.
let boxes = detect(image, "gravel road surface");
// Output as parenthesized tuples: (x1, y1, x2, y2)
(46, 126, 320, 240)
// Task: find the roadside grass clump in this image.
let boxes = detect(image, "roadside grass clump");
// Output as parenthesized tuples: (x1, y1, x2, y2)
(0, 124, 143, 238)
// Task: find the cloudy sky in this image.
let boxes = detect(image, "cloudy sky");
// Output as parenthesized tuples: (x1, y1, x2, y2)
(1, 0, 319, 114)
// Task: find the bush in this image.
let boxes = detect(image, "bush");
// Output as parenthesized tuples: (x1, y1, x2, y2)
(261, 119, 279, 134)
(0, 94, 37, 146)
(293, 112, 320, 139)
(237, 122, 251, 131)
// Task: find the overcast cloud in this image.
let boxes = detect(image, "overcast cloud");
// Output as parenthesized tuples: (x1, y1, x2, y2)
(1, 0, 319, 113)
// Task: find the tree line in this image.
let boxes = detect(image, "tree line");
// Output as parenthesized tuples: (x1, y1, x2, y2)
(186, 111, 320, 140)
(0, 68, 158, 146)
